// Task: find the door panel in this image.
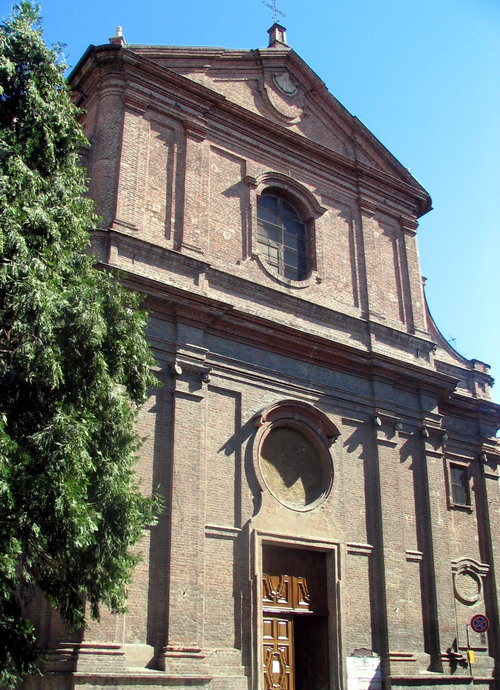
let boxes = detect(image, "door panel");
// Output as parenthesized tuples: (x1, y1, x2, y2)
(263, 615, 294, 690)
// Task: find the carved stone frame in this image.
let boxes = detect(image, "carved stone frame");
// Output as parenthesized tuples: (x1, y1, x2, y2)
(250, 529, 342, 690)
(244, 172, 327, 288)
(452, 557, 489, 606)
(252, 400, 340, 512)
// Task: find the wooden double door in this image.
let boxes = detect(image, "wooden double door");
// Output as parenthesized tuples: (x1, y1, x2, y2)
(262, 548, 330, 690)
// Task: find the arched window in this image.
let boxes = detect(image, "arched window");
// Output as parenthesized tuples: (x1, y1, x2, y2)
(256, 191, 309, 281)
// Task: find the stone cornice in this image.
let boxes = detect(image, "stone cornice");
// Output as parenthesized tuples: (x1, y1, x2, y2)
(107, 276, 459, 404)
(95, 229, 500, 418)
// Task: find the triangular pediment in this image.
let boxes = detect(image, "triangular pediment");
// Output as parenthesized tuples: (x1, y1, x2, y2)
(128, 43, 424, 192)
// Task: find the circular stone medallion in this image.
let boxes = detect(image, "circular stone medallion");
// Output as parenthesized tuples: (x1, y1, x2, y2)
(259, 426, 331, 510)
(454, 570, 481, 605)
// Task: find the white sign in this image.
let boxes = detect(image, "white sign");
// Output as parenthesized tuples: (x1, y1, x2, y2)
(346, 655, 382, 690)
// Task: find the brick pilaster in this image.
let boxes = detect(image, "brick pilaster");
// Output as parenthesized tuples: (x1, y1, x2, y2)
(158, 351, 210, 674)
(419, 424, 457, 672)
(179, 121, 209, 256)
(371, 411, 418, 676)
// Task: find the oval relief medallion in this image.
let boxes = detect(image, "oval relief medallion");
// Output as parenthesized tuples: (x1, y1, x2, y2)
(454, 570, 482, 605)
(259, 426, 332, 510)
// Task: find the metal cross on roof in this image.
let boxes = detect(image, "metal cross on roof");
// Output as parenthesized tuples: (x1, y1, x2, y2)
(262, 0, 286, 24)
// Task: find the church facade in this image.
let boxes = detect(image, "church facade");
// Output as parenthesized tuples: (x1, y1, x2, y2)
(27, 24, 500, 690)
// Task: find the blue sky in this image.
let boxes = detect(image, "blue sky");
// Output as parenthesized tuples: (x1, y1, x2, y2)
(3, 0, 498, 400)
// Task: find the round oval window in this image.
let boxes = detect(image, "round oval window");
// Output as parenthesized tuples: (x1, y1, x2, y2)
(259, 426, 332, 509)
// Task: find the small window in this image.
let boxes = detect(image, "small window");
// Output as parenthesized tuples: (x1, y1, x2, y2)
(447, 462, 471, 509)
(451, 466, 467, 505)
(257, 192, 309, 281)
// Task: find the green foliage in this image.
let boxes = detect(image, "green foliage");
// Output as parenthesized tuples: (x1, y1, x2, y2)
(0, 4, 159, 686)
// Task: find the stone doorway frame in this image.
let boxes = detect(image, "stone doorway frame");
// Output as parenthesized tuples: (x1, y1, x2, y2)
(251, 529, 343, 690)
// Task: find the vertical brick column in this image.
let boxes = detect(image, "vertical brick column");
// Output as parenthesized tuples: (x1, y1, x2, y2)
(419, 423, 457, 672)
(179, 121, 209, 256)
(113, 101, 150, 231)
(399, 215, 428, 334)
(88, 72, 126, 231)
(357, 198, 381, 321)
(158, 352, 210, 675)
(371, 412, 418, 677)
(477, 446, 500, 666)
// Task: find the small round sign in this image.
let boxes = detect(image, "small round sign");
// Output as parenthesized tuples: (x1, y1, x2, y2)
(470, 614, 490, 633)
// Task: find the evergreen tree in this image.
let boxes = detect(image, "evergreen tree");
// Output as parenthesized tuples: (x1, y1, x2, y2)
(0, 4, 159, 686)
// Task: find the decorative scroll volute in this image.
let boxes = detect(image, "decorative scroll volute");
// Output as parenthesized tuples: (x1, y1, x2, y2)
(263, 574, 291, 608)
(262, 573, 311, 611)
(295, 576, 310, 610)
